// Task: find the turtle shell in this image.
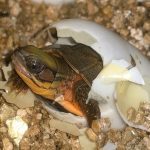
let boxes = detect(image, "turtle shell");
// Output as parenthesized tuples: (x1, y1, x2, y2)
(47, 43, 103, 87)
(33, 26, 103, 86)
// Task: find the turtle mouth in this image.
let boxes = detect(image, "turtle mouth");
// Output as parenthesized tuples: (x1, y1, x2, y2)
(12, 50, 31, 78)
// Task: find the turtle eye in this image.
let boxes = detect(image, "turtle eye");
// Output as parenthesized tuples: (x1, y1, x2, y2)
(26, 56, 45, 74)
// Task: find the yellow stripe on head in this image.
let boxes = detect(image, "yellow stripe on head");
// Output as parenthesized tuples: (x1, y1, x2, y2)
(16, 68, 57, 100)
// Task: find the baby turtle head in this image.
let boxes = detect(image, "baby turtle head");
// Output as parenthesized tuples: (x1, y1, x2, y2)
(11, 45, 61, 99)
(12, 45, 57, 83)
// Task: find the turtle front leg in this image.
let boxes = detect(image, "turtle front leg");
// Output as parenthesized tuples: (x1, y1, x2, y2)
(74, 80, 101, 133)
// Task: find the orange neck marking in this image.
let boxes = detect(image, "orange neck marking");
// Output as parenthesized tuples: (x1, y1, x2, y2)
(16, 68, 84, 117)
(16, 69, 56, 99)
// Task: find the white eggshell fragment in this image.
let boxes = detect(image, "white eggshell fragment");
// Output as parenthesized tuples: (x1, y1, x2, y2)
(49, 19, 150, 129)
(116, 81, 150, 116)
(1, 64, 12, 80)
(6, 116, 28, 146)
(116, 77, 150, 131)
(98, 59, 144, 85)
(42, 101, 87, 128)
(49, 119, 81, 136)
(2, 89, 36, 108)
(0, 65, 36, 108)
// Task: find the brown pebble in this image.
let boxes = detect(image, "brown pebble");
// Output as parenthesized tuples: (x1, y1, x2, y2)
(0, 127, 7, 133)
(86, 128, 98, 142)
(143, 21, 150, 31)
(97, 132, 107, 148)
(2, 138, 13, 150)
(91, 119, 101, 133)
(122, 127, 135, 144)
(20, 138, 30, 150)
(102, 5, 113, 18)
(17, 109, 27, 117)
(28, 125, 40, 137)
(144, 137, 150, 150)
(87, 1, 98, 15)
(144, 33, 150, 45)
(36, 113, 42, 120)
(43, 139, 56, 149)
(10, 2, 21, 17)
(46, 6, 58, 20)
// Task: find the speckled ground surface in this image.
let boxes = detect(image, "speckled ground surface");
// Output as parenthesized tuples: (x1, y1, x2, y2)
(0, 0, 150, 149)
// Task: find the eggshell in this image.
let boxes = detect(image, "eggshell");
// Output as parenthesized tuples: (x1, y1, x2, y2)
(42, 19, 150, 129)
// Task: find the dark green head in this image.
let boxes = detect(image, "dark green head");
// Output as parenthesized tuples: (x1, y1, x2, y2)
(12, 45, 58, 83)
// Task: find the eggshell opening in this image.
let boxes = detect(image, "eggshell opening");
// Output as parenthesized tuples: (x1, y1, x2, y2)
(41, 19, 150, 130)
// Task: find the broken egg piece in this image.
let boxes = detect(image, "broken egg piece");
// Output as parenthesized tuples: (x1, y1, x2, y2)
(49, 119, 81, 136)
(6, 116, 28, 146)
(46, 19, 150, 130)
(116, 77, 150, 131)
(98, 59, 144, 85)
(2, 89, 35, 108)
(0, 65, 36, 108)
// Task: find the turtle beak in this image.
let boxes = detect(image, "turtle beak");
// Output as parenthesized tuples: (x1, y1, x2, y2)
(12, 48, 30, 78)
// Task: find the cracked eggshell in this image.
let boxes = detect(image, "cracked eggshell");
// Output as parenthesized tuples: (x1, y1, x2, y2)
(52, 19, 150, 99)
(116, 80, 150, 116)
(0, 65, 36, 108)
(50, 19, 150, 129)
(49, 119, 81, 136)
(116, 77, 150, 131)
(2, 89, 36, 108)
(42, 102, 87, 128)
